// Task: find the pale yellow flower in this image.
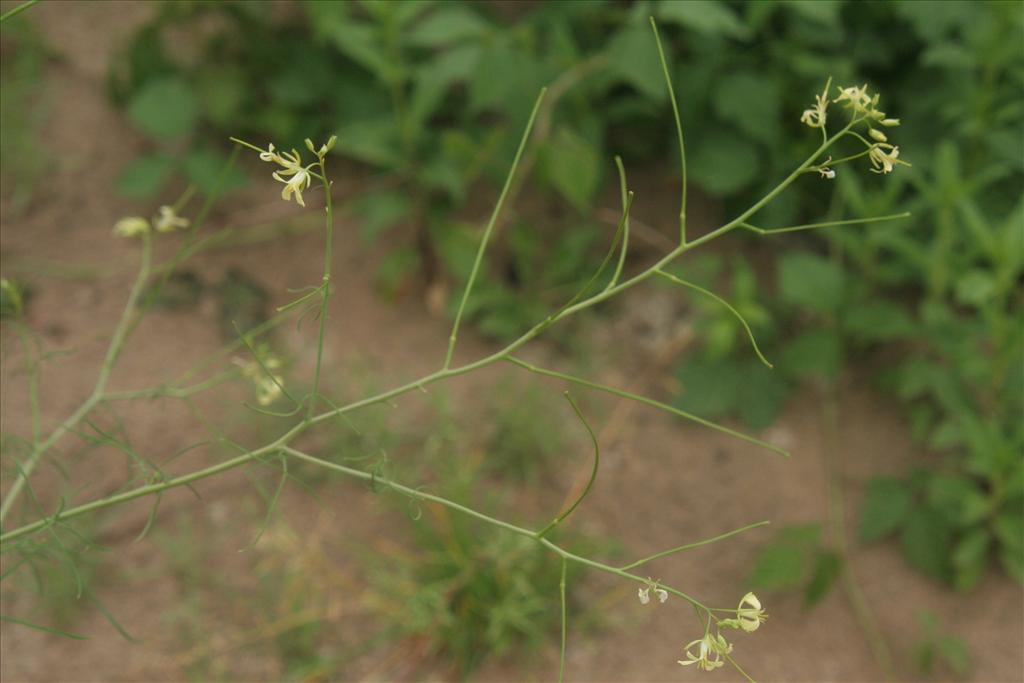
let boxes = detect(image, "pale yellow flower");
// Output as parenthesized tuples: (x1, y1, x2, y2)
(113, 216, 150, 238)
(834, 84, 872, 112)
(869, 144, 903, 174)
(679, 633, 731, 671)
(154, 205, 190, 233)
(736, 592, 768, 632)
(800, 77, 831, 129)
(258, 142, 316, 206)
(273, 166, 312, 207)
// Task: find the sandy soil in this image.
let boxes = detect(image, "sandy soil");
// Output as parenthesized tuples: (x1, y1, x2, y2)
(1, 3, 1022, 683)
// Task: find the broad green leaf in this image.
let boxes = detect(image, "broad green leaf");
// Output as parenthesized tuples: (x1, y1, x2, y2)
(952, 527, 990, 590)
(736, 361, 791, 430)
(804, 549, 842, 607)
(782, 0, 842, 28)
(674, 357, 742, 420)
(748, 543, 808, 591)
(927, 474, 990, 526)
(126, 77, 197, 139)
(937, 635, 973, 676)
(182, 148, 248, 196)
(841, 300, 915, 343)
(954, 269, 996, 308)
(195, 65, 246, 128)
(604, 22, 667, 101)
(993, 506, 1024, 552)
(893, 1, 979, 41)
(326, 20, 396, 83)
(689, 131, 759, 196)
(432, 222, 482, 281)
(777, 252, 845, 315)
(748, 524, 821, 591)
(355, 190, 411, 243)
(658, 1, 749, 39)
(407, 7, 489, 47)
(116, 153, 175, 198)
(901, 507, 954, 583)
(335, 119, 402, 169)
(713, 71, 781, 144)
(376, 245, 421, 300)
(858, 477, 912, 542)
(999, 546, 1024, 582)
(780, 329, 841, 381)
(410, 45, 481, 128)
(469, 39, 543, 120)
(543, 127, 601, 211)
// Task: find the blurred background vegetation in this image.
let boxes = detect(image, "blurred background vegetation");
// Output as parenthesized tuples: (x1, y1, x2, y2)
(1, 0, 1022, 679)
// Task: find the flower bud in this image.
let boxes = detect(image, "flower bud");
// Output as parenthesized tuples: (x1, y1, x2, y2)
(869, 128, 888, 142)
(881, 118, 901, 127)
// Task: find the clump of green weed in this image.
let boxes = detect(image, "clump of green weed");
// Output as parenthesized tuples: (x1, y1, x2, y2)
(366, 504, 590, 677)
(483, 376, 570, 481)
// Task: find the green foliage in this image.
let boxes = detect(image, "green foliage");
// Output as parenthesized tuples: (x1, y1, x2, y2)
(126, 76, 197, 138)
(483, 378, 569, 481)
(913, 611, 972, 679)
(859, 468, 1022, 589)
(858, 477, 912, 543)
(0, 278, 31, 319)
(0, 13, 48, 212)
(747, 523, 842, 608)
(363, 457, 595, 677)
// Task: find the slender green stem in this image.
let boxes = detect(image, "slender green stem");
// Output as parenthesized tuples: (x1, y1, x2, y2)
(0, 423, 305, 544)
(650, 18, 687, 244)
(739, 212, 910, 236)
(813, 149, 873, 168)
(103, 369, 239, 402)
(444, 88, 547, 369)
(0, 0, 38, 23)
(655, 269, 773, 368)
(536, 393, 600, 538)
(307, 158, 334, 418)
(559, 557, 568, 683)
(0, 234, 153, 526)
(281, 447, 533, 537)
(619, 520, 770, 571)
(725, 654, 757, 683)
(127, 149, 240, 341)
(608, 156, 631, 290)
(507, 357, 789, 457)
(2, 120, 865, 541)
(281, 447, 711, 611)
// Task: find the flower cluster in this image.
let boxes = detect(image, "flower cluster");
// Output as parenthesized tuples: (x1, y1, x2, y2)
(677, 592, 767, 675)
(112, 205, 190, 238)
(255, 135, 336, 207)
(801, 80, 908, 177)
